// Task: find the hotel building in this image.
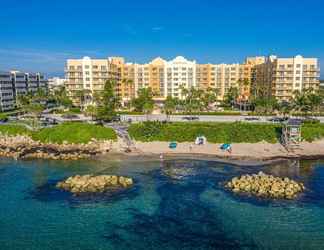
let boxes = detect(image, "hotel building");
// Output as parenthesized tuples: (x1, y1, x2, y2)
(65, 55, 320, 106)
(0, 71, 48, 111)
(254, 55, 320, 101)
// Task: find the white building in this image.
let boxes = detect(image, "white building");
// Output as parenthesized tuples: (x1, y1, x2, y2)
(164, 56, 196, 99)
(48, 77, 67, 92)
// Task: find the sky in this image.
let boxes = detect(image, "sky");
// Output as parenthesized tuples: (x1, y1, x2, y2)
(0, 0, 324, 78)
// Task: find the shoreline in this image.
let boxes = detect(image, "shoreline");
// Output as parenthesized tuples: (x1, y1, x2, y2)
(125, 140, 324, 164)
(1, 134, 324, 164)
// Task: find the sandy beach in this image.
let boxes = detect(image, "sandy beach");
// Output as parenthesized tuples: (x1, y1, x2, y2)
(131, 140, 324, 161)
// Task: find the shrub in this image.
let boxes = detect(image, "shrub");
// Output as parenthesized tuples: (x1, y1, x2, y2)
(302, 124, 324, 142)
(128, 121, 281, 143)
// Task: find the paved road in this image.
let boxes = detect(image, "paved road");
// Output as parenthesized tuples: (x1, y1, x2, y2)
(120, 114, 324, 123)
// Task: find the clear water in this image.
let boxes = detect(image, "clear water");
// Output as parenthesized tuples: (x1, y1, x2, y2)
(0, 156, 324, 250)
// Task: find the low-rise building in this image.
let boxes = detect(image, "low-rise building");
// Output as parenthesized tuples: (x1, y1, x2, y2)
(0, 71, 48, 111)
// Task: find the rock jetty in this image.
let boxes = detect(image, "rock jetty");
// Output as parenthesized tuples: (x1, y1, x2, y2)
(225, 171, 305, 199)
(0, 135, 112, 160)
(56, 174, 133, 194)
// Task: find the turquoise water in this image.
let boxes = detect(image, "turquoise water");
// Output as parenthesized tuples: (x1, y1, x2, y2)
(0, 156, 324, 249)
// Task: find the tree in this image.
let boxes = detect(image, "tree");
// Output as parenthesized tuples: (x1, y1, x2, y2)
(54, 86, 72, 108)
(96, 80, 120, 121)
(75, 89, 91, 110)
(16, 94, 31, 111)
(132, 88, 154, 113)
(224, 87, 239, 107)
(253, 96, 278, 114)
(27, 102, 45, 129)
(84, 105, 98, 120)
(292, 89, 323, 116)
(278, 101, 292, 117)
(308, 93, 322, 113)
(163, 95, 177, 121)
(292, 90, 310, 115)
(180, 86, 204, 116)
(202, 87, 218, 110)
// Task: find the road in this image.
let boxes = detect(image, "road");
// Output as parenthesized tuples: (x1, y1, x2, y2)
(120, 114, 324, 123)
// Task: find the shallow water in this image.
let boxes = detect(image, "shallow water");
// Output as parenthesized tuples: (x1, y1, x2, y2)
(0, 156, 324, 249)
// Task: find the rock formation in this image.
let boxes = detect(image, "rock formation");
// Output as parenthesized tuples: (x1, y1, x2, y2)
(56, 174, 133, 194)
(0, 135, 112, 160)
(225, 171, 305, 199)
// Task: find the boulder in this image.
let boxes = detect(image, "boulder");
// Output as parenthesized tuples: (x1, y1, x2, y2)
(56, 174, 133, 194)
(225, 172, 305, 200)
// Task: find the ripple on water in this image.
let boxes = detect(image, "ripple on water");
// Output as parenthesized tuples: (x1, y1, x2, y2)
(1, 158, 324, 250)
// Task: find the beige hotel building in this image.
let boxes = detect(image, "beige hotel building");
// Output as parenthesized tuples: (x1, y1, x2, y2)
(65, 55, 320, 105)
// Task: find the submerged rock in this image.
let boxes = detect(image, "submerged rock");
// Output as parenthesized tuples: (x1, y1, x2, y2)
(225, 171, 305, 199)
(56, 174, 133, 194)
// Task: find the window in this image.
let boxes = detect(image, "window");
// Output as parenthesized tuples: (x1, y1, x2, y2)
(296, 64, 301, 68)
(85, 65, 90, 69)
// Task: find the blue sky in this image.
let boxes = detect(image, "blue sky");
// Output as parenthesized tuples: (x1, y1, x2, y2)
(0, 0, 323, 77)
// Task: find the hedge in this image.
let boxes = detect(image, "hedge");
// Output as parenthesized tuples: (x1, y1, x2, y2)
(128, 121, 282, 143)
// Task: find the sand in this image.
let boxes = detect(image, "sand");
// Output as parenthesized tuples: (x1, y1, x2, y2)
(131, 140, 324, 161)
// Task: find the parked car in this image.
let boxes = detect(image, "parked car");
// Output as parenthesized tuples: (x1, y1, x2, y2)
(111, 115, 121, 122)
(62, 114, 79, 119)
(268, 117, 288, 123)
(244, 117, 260, 121)
(182, 116, 199, 121)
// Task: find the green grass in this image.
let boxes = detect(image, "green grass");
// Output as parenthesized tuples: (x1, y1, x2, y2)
(128, 121, 282, 143)
(31, 122, 117, 144)
(0, 124, 32, 136)
(0, 122, 117, 144)
(302, 124, 324, 142)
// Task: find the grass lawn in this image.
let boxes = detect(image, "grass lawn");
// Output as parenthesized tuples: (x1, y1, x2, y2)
(0, 122, 117, 144)
(31, 122, 117, 144)
(0, 124, 32, 136)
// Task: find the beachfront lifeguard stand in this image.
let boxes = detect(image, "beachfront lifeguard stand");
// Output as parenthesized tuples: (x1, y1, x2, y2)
(281, 119, 302, 151)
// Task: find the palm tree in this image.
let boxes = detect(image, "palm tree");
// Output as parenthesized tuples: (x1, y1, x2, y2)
(202, 87, 218, 111)
(122, 79, 135, 106)
(180, 85, 204, 116)
(163, 95, 177, 121)
(75, 89, 92, 110)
